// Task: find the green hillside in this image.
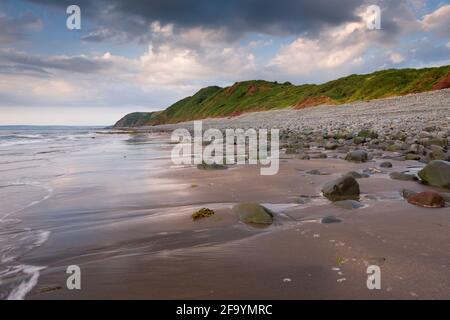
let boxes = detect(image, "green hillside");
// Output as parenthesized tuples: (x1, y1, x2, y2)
(114, 65, 450, 127)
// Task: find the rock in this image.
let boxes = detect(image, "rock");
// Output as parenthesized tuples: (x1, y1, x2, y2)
(418, 160, 450, 189)
(296, 196, 311, 204)
(324, 142, 338, 150)
(441, 193, 450, 203)
(197, 161, 227, 170)
(380, 161, 393, 168)
(358, 129, 378, 139)
(192, 208, 215, 220)
(401, 189, 418, 199)
(345, 150, 368, 163)
(298, 154, 310, 160)
(321, 176, 360, 201)
(309, 152, 327, 159)
(353, 136, 365, 145)
(306, 169, 330, 175)
(425, 145, 447, 162)
(405, 154, 421, 161)
(389, 172, 419, 181)
(232, 203, 274, 225)
(321, 216, 342, 224)
(344, 171, 369, 179)
(334, 200, 363, 209)
(407, 191, 445, 208)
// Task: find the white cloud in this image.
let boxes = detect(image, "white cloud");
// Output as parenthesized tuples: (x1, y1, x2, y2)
(267, 11, 372, 76)
(389, 52, 405, 64)
(421, 4, 450, 34)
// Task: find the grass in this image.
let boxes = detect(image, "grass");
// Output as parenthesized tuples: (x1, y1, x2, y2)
(114, 65, 450, 127)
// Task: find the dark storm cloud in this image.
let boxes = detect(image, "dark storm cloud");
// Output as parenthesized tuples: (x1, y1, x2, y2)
(28, 0, 365, 41)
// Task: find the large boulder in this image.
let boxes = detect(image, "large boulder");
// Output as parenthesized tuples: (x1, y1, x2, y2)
(232, 203, 274, 225)
(418, 160, 450, 189)
(345, 150, 368, 163)
(321, 176, 360, 201)
(407, 191, 445, 208)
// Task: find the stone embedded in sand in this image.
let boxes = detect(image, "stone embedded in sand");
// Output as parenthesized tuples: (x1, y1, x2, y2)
(321, 216, 342, 224)
(333, 200, 363, 209)
(441, 193, 450, 203)
(296, 196, 311, 204)
(196, 161, 228, 170)
(407, 191, 445, 208)
(306, 169, 330, 175)
(192, 208, 215, 221)
(380, 161, 393, 168)
(401, 189, 418, 199)
(418, 160, 450, 189)
(389, 172, 419, 181)
(344, 171, 369, 179)
(232, 203, 274, 225)
(298, 154, 310, 160)
(321, 176, 360, 202)
(405, 154, 421, 161)
(345, 150, 368, 163)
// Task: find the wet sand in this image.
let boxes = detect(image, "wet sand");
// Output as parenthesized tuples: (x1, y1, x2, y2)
(21, 135, 450, 300)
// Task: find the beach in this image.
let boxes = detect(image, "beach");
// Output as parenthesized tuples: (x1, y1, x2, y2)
(1, 90, 450, 299)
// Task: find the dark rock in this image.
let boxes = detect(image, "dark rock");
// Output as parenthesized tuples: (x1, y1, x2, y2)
(405, 154, 421, 161)
(389, 172, 418, 181)
(344, 171, 369, 179)
(296, 196, 311, 204)
(401, 189, 418, 199)
(197, 161, 228, 170)
(321, 176, 360, 201)
(192, 208, 215, 220)
(380, 161, 393, 168)
(334, 200, 363, 209)
(306, 169, 330, 175)
(345, 150, 368, 163)
(321, 216, 342, 224)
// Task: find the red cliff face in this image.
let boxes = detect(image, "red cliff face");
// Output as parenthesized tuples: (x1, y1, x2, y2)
(433, 72, 450, 90)
(294, 96, 335, 109)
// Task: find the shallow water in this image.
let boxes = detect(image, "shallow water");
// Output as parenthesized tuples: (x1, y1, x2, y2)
(0, 126, 176, 299)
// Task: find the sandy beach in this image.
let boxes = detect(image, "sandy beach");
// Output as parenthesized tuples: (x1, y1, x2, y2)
(1, 129, 445, 299)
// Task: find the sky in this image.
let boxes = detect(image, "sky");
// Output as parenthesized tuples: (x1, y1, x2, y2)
(0, 0, 449, 125)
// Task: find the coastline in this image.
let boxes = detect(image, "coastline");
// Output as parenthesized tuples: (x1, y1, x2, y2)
(1, 88, 449, 299)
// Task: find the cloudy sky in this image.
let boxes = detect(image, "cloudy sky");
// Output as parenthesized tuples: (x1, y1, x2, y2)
(0, 0, 449, 125)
